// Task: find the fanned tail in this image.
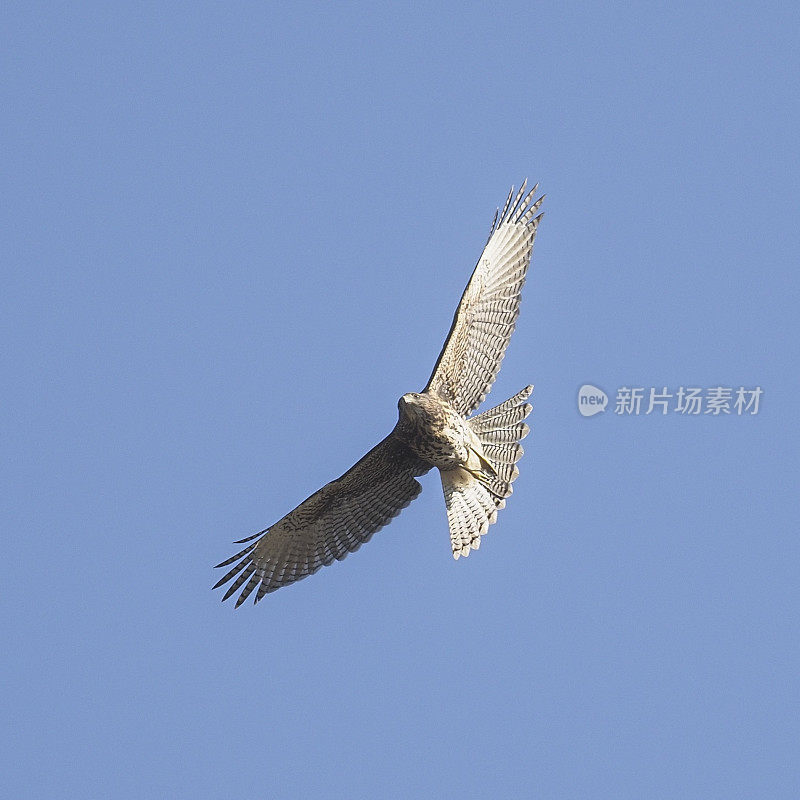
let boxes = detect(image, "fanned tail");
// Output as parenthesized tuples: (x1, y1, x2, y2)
(441, 386, 533, 558)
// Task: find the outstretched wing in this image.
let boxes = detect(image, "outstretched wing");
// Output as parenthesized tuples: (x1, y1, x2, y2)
(424, 181, 544, 416)
(213, 435, 430, 606)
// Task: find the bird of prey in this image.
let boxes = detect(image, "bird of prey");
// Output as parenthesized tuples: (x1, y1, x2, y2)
(214, 181, 544, 605)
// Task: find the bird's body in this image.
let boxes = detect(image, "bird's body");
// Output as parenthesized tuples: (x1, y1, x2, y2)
(394, 392, 476, 470)
(214, 181, 544, 605)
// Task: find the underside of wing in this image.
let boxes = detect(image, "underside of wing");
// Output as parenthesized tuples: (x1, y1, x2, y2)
(213, 435, 430, 606)
(424, 181, 544, 416)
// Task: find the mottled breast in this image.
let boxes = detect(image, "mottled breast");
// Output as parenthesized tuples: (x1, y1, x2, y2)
(394, 391, 470, 469)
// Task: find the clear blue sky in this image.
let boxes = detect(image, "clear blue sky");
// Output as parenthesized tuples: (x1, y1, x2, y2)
(3, 2, 798, 798)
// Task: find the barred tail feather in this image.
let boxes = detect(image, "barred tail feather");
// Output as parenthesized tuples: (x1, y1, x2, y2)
(441, 467, 499, 559)
(441, 386, 533, 559)
(469, 385, 533, 432)
(470, 384, 532, 504)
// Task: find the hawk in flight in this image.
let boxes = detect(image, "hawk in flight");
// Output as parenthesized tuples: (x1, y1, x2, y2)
(214, 181, 544, 605)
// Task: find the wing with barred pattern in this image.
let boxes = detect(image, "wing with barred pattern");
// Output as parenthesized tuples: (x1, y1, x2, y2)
(213, 435, 430, 606)
(424, 181, 543, 416)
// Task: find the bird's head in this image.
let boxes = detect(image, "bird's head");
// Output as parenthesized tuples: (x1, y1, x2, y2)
(398, 392, 439, 426)
(398, 392, 422, 415)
